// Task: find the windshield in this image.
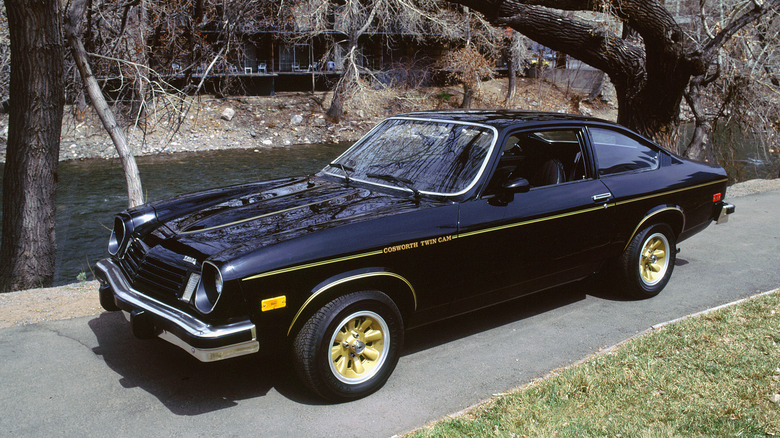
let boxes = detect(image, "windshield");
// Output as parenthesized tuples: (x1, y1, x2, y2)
(324, 118, 496, 196)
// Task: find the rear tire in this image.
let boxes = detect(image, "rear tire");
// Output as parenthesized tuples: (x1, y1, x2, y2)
(293, 290, 403, 402)
(617, 223, 676, 299)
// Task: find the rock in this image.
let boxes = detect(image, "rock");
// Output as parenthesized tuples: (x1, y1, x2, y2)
(578, 102, 592, 116)
(771, 393, 780, 404)
(313, 117, 327, 127)
(220, 107, 236, 121)
(290, 114, 304, 125)
(262, 139, 272, 146)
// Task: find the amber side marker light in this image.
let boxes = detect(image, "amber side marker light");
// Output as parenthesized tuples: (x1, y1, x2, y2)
(713, 193, 722, 202)
(262, 296, 287, 312)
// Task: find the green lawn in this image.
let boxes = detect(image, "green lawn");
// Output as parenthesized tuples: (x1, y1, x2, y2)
(407, 289, 780, 437)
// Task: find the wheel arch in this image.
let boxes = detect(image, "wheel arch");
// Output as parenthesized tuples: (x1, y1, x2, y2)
(286, 268, 416, 337)
(623, 205, 684, 251)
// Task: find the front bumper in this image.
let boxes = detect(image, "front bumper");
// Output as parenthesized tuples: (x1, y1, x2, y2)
(95, 259, 259, 362)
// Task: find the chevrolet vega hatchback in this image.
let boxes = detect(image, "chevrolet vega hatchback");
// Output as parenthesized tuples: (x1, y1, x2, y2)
(96, 111, 734, 401)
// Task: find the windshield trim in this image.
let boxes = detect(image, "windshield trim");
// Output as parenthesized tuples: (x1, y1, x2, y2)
(323, 116, 499, 197)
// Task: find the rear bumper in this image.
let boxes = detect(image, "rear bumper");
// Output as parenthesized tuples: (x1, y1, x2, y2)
(95, 258, 259, 362)
(716, 202, 736, 224)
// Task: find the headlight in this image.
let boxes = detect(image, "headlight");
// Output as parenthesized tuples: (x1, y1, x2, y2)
(108, 216, 127, 256)
(194, 262, 224, 314)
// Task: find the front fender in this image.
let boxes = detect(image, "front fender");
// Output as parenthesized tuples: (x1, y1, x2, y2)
(286, 268, 417, 337)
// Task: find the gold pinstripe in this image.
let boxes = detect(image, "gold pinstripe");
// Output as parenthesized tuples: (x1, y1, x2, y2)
(241, 178, 728, 281)
(242, 250, 384, 281)
(286, 272, 417, 336)
(622, 207, 684, 251)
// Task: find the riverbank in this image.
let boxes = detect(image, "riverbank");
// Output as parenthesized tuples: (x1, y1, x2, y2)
(0, 177, 778, 328)
(0, 79, 617, 163)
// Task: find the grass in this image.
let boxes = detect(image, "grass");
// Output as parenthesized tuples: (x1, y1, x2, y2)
(407, 289, 780, 437)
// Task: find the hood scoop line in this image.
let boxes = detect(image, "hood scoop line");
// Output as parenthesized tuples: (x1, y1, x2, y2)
(177, 192, 355, 236)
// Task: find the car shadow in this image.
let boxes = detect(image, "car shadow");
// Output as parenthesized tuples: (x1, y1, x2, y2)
(88, 313, 324, 414)
(403, 281, 592, 355)
(89, 277, 638, 411)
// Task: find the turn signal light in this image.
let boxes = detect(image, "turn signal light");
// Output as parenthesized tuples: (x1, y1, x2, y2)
(262, 296, 287, 312)
(713, 193, 722, 202)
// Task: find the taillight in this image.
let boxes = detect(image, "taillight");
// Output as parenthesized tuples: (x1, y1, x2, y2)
(713, 193, 722, 202)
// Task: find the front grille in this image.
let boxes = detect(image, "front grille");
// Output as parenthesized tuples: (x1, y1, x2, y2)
(118, 239, 188, 300)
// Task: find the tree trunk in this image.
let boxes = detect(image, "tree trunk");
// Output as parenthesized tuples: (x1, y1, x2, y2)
(326, 37, 359, 123)
(461, 83, 474, 109)
(0, 0, 64, 292)
(505, 46, 517, 105)
(65, 0, 144, 208)
(127, 1, 148, 126)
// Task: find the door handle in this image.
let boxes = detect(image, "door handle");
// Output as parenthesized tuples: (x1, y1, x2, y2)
(592, 192, 612, 202)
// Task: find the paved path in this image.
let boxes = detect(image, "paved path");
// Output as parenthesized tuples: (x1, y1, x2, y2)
(1, 190, 778, 437)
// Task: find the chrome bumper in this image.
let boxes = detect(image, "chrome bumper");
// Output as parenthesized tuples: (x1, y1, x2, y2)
(95, 259, 259, 362)
(716, 202, 736, 224)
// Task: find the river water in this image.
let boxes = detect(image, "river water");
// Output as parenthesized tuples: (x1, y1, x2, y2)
(0, 137, 776, 286)
(0, 143, 351, 285)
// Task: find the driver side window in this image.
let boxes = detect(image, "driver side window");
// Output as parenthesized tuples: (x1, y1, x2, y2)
(484, 128, 587, 196)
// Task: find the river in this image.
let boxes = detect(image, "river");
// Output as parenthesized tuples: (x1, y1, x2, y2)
(0, 143, 351, 285)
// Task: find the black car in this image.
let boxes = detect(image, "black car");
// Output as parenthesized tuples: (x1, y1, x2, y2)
(96, 110, 734, 401)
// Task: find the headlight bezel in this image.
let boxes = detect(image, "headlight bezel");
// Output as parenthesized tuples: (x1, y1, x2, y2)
(194, 261, 225, 315)
(108, 216, 128, 256)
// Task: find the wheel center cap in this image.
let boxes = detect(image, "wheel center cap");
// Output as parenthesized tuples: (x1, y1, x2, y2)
(351, 340, 366, 355)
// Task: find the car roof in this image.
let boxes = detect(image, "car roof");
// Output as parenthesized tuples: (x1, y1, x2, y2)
(394, 110, 614, 132)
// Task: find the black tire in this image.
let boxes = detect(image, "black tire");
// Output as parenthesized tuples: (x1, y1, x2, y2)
(617, 223, 676, 299)
(293, 290, 403, 402)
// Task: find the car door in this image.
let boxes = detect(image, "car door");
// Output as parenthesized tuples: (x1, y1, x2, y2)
(451, 127, 616, 313)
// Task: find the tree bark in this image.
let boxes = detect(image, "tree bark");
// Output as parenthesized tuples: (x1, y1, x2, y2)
(65, 0, 144, 208)
(461, 83, 474, 108)
(504, 40, 517, 105)
(0, 0, 64, 292)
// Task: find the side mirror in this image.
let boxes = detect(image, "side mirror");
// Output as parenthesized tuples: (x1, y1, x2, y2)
(490, 177, 530, 206)
(504, 177, 530, 194)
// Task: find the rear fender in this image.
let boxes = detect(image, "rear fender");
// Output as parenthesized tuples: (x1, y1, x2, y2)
(624, 205, 685, 250)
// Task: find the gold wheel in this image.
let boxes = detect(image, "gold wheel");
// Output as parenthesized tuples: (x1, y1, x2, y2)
(328, 310, 389, 384)
(638, 232, 670, 286)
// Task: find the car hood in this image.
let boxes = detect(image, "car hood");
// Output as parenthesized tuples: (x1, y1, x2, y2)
(146, 176, 428, 262)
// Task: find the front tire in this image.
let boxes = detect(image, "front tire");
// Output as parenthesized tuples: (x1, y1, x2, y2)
(293, 290, 403, 402)
(617, 223, 676, 299)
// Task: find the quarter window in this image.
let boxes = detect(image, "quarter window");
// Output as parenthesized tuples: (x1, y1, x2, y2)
(590, 128, 659, 176)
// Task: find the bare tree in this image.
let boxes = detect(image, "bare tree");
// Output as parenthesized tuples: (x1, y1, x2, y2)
(0, 2, 9, 110)
(0, 0, 64, 292)
(504, 30, 529, 105)
(282, 0, 456, 122)
(683, 1, 780, 162)
(65, 0, 145, 208)
(440, 45, 495, 108)
(447, 0, 780, 157)
(437, 6, 503, 108)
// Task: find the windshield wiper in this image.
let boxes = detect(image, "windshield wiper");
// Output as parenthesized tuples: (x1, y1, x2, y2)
(366, 172, 421, 200)
(330, 162, 353, 185)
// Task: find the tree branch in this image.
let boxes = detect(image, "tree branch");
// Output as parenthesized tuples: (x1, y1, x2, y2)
(702, 0, 780, 59)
